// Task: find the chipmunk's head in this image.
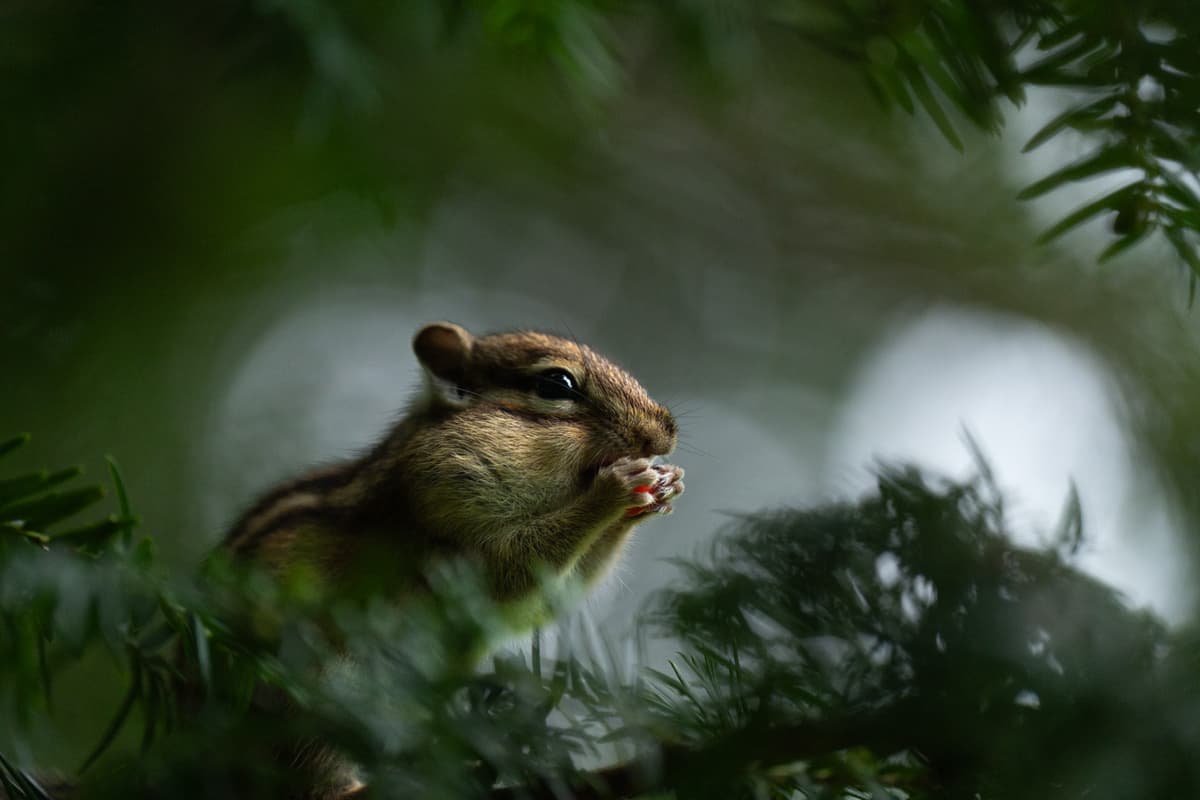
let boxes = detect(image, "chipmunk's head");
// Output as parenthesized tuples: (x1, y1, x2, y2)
(412, 322, 677, 481)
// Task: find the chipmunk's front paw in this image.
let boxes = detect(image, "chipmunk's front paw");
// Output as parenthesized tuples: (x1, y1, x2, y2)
(632, 462, 684, 518)
(597, 458, 684, 519)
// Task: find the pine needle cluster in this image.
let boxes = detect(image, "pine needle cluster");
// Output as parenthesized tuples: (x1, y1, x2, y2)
(3, 434, 1196, 799)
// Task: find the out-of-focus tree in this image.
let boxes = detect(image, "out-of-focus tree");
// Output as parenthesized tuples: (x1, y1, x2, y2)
(6, 1, 1199, 290)
(6, 2, 1200, 798)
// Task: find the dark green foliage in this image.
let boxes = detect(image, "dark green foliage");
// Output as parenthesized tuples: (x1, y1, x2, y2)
(644, 464, 1190, 798)
(3, 436, 1197, 798)
(370, 0, 1200, 282)
(744, 0, 1200, 286)
(7, 1, 1200, 300)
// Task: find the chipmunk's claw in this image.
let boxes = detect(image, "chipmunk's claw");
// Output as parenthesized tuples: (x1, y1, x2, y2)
(620, 462, 684, 518)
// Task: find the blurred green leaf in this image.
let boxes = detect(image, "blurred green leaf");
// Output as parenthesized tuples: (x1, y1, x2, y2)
(1160, 168, 1200, 211)
(133, 537, 156, 571)
(0, 434, 30, 460)
(1054, 480, 1084, 555)
(0, 468, 82, 507)
(867, 60, 916, 113)
(104, 456, 133, 547)
(0, 522, 49, 546)
(1035, 181, 1141, 243)
(192, 613, 212, 692)
(900, 61, 963, 151)
(0, 750, 52, 800)
(79, 665, 141, 774)
(0, 487, 106, 532)
(50, 516, 138, 551)
(1023, 93, 1121, 153)
(1017, 145, 1135, 200)
(1020, 36, 1110, 84)
(1165, 225, 1200, 287)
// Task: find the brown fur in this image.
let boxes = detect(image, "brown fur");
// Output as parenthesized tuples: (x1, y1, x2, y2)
(217, 323, 684, 800)
(224, 323, 680, 605)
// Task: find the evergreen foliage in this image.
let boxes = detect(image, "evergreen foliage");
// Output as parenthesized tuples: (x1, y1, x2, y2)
(482, 0, 1200, 286)
(6, 3, 1200, 796)
(2, 435, 1194, 798)
(764, 1, 1200, 285)
(261, 0, 1200, 285)
(6, 1, 1200, 293)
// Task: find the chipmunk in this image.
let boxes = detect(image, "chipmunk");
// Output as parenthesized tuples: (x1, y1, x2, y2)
(219, 322, 685, 799)
(224, 321, 684, 614)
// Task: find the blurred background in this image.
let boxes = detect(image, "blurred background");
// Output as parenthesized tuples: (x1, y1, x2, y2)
(5, 0, 1200, 766)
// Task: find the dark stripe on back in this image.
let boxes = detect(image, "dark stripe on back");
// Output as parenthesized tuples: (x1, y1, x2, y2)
(222, 463, 359, 547)
(227, 506, 347, 558)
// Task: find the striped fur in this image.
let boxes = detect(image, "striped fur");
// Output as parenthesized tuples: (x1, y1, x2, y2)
(215, 323, 682, 799)
(222, 324, 680, 609)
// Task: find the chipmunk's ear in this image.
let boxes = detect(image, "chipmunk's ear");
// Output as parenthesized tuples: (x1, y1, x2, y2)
(414, 322, 475, 406)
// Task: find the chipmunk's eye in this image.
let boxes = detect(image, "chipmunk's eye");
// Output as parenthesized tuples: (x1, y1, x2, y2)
(532, 368, 578, 401)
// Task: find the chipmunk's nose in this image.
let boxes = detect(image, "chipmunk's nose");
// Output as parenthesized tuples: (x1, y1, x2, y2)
(636, 407, 677, 457)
